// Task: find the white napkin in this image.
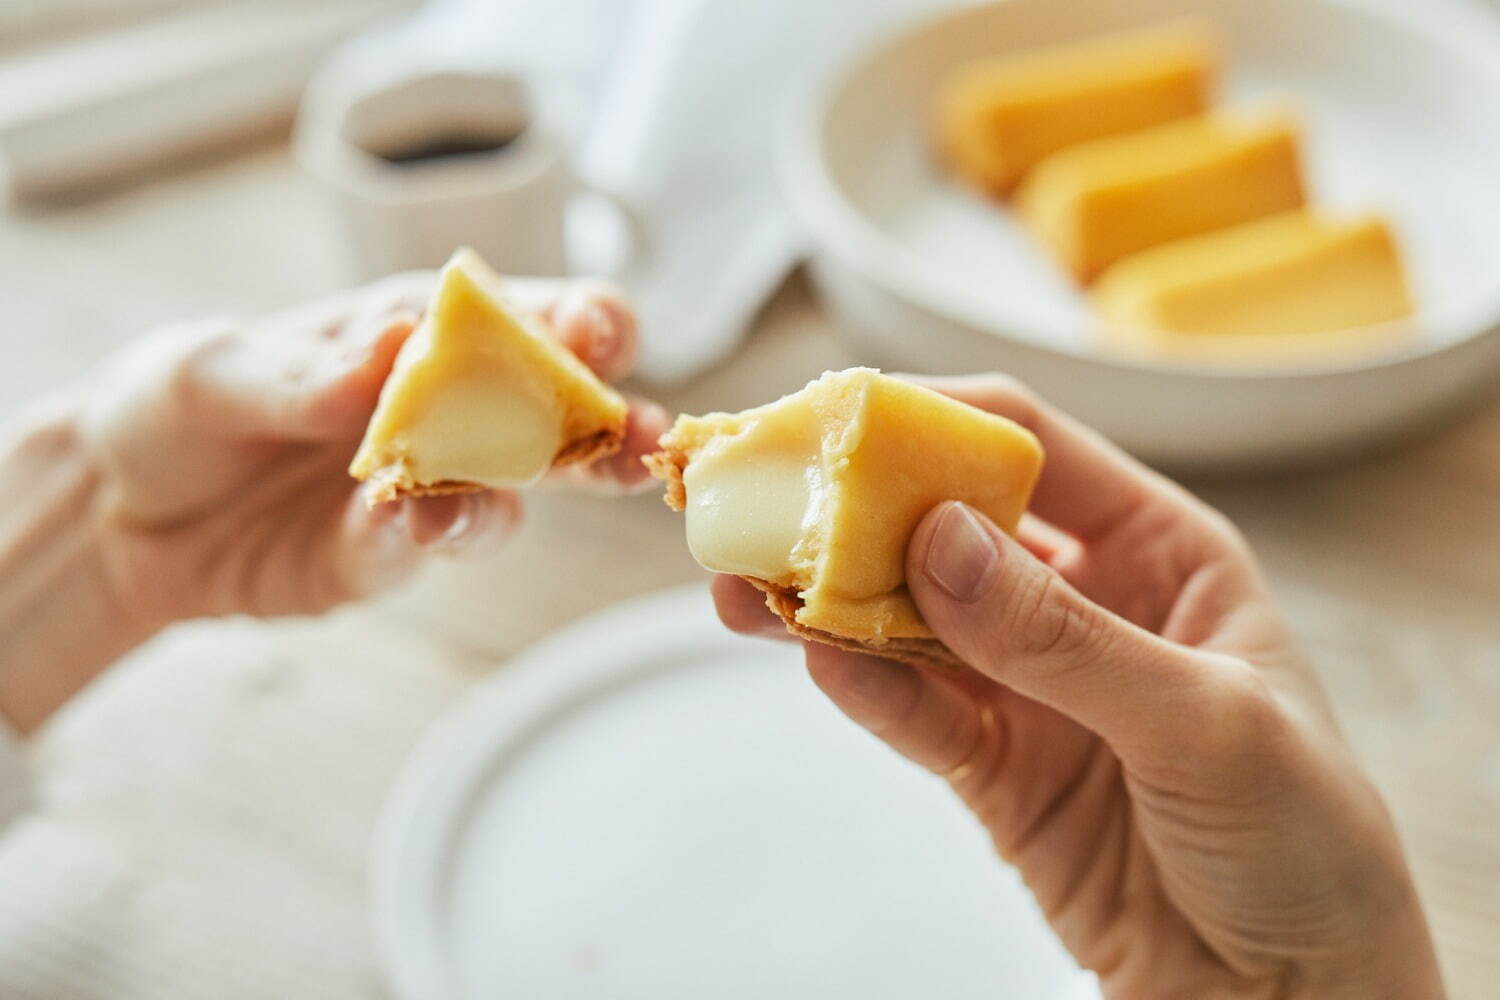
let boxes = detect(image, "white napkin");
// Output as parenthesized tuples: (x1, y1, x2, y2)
(577, 0, 832, 382)
(416, 0, 1500, 385)
(400, 0, 943, 383)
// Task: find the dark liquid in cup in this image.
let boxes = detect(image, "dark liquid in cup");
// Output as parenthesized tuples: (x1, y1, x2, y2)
(375, 128, 523, 166)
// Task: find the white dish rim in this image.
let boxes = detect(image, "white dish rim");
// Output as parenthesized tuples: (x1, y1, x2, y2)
(779, 0, 1500, 383)
(367, 583, 1101, 1000)
(367, 585, 736, 999)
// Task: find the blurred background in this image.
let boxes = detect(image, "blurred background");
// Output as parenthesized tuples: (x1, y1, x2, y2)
(2, 1, 1498, 998)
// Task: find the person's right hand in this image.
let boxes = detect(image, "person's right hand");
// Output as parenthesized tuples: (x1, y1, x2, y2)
(714, 375, 1443, 1000)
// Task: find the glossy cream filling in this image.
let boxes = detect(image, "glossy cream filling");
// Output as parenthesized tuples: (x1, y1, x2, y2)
(682, 439, 827, 586)
(392, 372, 564, 489)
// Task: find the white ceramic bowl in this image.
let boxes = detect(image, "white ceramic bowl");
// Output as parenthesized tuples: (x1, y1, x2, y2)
(781, 0, 1500, 470)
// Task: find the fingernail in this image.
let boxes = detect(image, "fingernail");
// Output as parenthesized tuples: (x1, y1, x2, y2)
(923, 502, 999, 603)
(409, 494, 484, 550)
(435, 497, 476, 546)
(428, 493, 521, 554)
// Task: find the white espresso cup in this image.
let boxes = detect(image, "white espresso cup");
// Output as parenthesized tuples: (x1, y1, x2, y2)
(296, 66, 638, 278)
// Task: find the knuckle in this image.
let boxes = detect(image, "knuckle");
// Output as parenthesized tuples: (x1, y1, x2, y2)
(936, 701, 1003, 789)
(874, 675, 926, 738)
(317, 274, 431, 343)
(79, 322, 237, 441)
(161, 325, 235, 407)
(364, 270, 436, 311)
(1006, 572, 1104, 663)
(1198, 660, 1298, 762)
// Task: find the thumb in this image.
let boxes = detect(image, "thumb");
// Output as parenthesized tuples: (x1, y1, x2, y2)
(906, 501, 1214, 758)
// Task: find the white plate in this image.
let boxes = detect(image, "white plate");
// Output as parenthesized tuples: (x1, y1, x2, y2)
(782, 0, 1500, 469)
(371, 584, 1099, 1000)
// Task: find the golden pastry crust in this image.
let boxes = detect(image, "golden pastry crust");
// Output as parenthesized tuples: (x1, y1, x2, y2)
(365, 426, 624, 504)
(363, 471, 483, 504)
(645, 443, 962, 670)
(747, 577, 963, 670)
(553, 425, 626, 470)
(642, 443, 689, 511)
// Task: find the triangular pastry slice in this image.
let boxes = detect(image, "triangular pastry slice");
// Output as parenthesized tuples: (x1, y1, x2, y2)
(1092, 209, 1415, 353)
(350, 248, 628, 503)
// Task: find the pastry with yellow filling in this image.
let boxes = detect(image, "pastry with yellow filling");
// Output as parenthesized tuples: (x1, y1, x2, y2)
(350, 248, 628, 503)
(1017, 108, 1307, 282)
(646, 369, 1044, 668)
(936, 21, 1218, 196)
(1094, 209, 1415, 352)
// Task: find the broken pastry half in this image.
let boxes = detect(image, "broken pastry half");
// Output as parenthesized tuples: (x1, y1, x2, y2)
(349, 247, 628, 503)
(646, 369, 1044, 668)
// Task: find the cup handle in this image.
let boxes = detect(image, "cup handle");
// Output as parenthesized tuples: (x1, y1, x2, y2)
(563, 168, 649, 277)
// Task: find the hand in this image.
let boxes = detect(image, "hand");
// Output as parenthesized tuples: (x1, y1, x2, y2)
(0, 272, 667, 730)
(714, 375, 1442, 1000)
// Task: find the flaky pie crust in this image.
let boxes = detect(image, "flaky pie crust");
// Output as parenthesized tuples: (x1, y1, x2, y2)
(365, 425, 624, 504)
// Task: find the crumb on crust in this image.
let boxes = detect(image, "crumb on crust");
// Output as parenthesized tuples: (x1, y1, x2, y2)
(643, 445, 689, 511)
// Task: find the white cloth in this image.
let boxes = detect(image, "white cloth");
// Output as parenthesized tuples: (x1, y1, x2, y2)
(572, 0, 923, 383)
(0, 612, 476, 1000)
(352, 0, 942, 384)
(430, 0, 1500, 384)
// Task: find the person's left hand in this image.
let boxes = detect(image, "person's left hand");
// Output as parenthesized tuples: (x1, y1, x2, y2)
(78, 272, 667, 632)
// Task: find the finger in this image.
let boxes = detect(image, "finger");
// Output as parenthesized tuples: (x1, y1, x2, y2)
(177, 309, 416, 443)
(496, 275, 580, 315)
(543, 396, 672, 495)
(400, 492, 498, 549)
(907, 501, 1220, 758)
(346, 270, 438, 324)
(900, 373, 1214, 546)
(335, 486, 522, 598)
(805, 644, 1005, 786)
(233, 270, 430, 347)
(153, 272, 434, 446)
(273, 274, 637, 443)
(197, 268, 636, 446)
(542, 281, 639, 382)
(336, 272, 641, 376)
(1016, 512, 1078, 566)
(339, 272, 639, 378)
(711, 574, 794, 640)
(496, 276, 639, 383)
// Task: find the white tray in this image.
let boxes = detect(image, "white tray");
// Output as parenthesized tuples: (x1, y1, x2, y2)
(371, 584, 1099, 999)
